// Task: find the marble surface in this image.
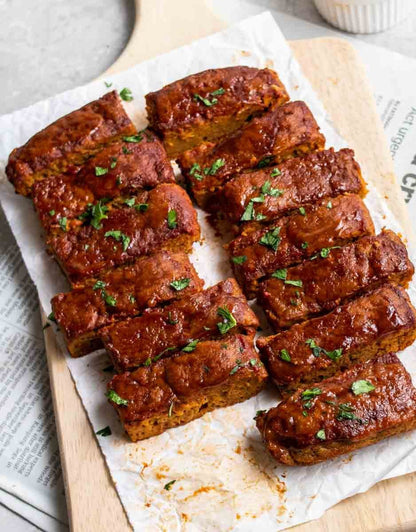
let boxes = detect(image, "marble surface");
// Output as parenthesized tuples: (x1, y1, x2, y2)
(0, 1, 415, 530)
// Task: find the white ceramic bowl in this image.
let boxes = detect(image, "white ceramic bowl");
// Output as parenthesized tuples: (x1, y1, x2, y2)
(313, 0, 415, 33)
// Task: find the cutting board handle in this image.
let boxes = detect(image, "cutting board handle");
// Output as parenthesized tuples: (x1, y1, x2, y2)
(103, 0, 225, 75)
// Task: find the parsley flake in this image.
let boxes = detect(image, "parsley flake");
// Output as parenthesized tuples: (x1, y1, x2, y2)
(167, 209, 177, 229)
(190, 162, 203, 181)
(316, 429, 326, 440)
(135, 203, 149, 212)
(104, 230, 130, 251)
(119, 87, 133, 101)
(58, 217, 67, 232)
(299, 207, 306, 216)
(123, 134, 142, 143)
(259, 227, 281, 251)
(95, 166, 108, 176)
(280, 349, 291, 362)
(257, 156, 274, 168)
(182, 339, 199, 352)
(271, 268, 287, 280)
(270, 167, 281, 177)
(78, 200, 109, 230)
(217, 307, 237, 335)
(93, 280, 106, 291)
(49, 210, 55, 216)
(96, 426, 112, 437)
(232, 255, 247, 265)
(351, 380, 375, 395)
(164, 479, 176, 491)
(170, 278, 191, 291)
(106, 390, 128, 406)
(204, 158, 225, 175)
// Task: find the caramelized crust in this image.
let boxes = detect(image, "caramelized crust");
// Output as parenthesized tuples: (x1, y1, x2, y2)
(259, 231, 414, 329)
(108, 333, 268, 441)
(101, 278, 259, 372)
(256, 353, 416, 465)
(257, 284, 416, 395)
(6, 91, 136, 196)
(177, 101, 326, 208)
(52, 251, 203, 357)
(33, 132, 175, 229)
(47, 183, 200, 285)
(146, 66, 289, 158)
(221, 148, 366, 224)
(228, 194, 375, 298)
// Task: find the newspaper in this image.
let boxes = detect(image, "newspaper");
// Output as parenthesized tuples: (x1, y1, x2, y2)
(0, 206, 68, 530)
(1, 11, 416, 531)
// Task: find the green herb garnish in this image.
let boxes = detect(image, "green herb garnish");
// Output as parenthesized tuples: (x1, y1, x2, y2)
(170, 278, 191, 291)
(217, 307, 237, 335)
(271, 268, 287, 280)
(280, 349, 291, 362)
(104, 81, 112, 88)
(119, 87, 133, 101)
(167, 209, 177, 229)
(316, 429, 326, 440)
(299, 207, 306, 216)
(231, 255, 247, 265)
(230, 358, 244, 375)
(351, 380, 375, 395)
(270, 167, 281, 177)
(49, 210, 55, 216)
(134, 203, 149, 212)
(259, 227, 281, 251)
(104, 230, 130, 251)
(190, 162, 203, 181)
(123, 134, 142, 143)
(58, 217, 67, 232)
(96, 426, 112, 437)
(93, 280, 106, 291)
(182, 339, 199, 352)
(204, 158, 225, 176)
(124, 197, 135, 207)
(164, 479, 176, 491)
(257, 156, 274, 168)
(106, 390, 128, 406)
(78, 200, 109, 230)
(95, 166, 108, 176)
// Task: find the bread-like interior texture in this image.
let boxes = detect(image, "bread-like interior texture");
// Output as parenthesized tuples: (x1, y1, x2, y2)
(52, 250, 204, 357)
(6, 91, 136, 196)
(256, 352, 416, 466)
(107, 332, 267, 441)
(177, 101, 326, 209)
(257, 284, 416, 396)
(145, 66, 289, 158)
(258, 230, 414, 330)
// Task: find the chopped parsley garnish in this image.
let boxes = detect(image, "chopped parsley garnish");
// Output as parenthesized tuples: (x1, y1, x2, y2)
(168, 401, 174, 417)
(110, 157, 117, 168)
(230, 358, 244, 375)
(299, 207, 306, 216)
(254, 409, 266, 419)
(119, 87, 133, 101)
(78, 200, 109, 230)
(290, 299, 298, 306)
(124, 197, 135, 207)
(58, 217, 67, 232)
(167, 312, 178, 325)
(301, 388, 322, 401)
(316, 429, 326, 440)
(122, 146, 131, 155)
(320, 246, 340, 258)
(96, 426, 112, 437)
(101, 290, 116, 307)
(271, 268, 287, 280)
(167, 209, 177, 229)
(351, 380, 375, 395)
(49, 210, 55, 216)
(106, 390, 128, 406)
(280, 349, 291, 362)
(143, 357, 152, 367)
(270, 167, 281, 177)
(128, 294, 136, 303)
(261, 180, 283, 197)
(257, 156, 274, 168)
(302, 411, 308, 417)
(93, 280, 106, 291)
(301, 242, 308, 249)
(193, 87, 225, 106)
(217, 307, 237, 335)
(336, 403, 359, 421)
(104, 81, 112, 88)
(204, 158, 225, 176)
(327, 201, 333, 209)
(135, 203, 149, 212)
(116, 176, 122, 185)
(232, 255, 247, 265)
(47, 311, 56, 323)
(104, 230, 130, 251)
(170, 278, 191, 291)
(249, 358, 259, 366)
(305, 339, 342, 361)
(190, 162, 203, 181)
(182, 339, 199, 352)
(153, 346, 176, 363)
(164, 479, 176, 491)
(285, 279, 303, 287)
(259, 227, 281, 251)
(95, 166, 108, 176)
(123, 134, 142, 143)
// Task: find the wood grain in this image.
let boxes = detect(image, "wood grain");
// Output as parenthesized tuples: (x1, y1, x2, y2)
(43, 2, 416, 531)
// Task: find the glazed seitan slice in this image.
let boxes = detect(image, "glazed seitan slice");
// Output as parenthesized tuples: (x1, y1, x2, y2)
(257, 284, 416, 396)
(108, 333, 268, 441)
(47, 183, 200, 285)
(33, 131, 175, 230)
(101, 278, 259, 372)
(52, 251, 204, 357)
(228, 194, 375, 298)
(146, 66, 289, 158)
(259, 230, 414, 330)
(177, 101, 325, 208)
(221, 148, 366, 224)
(6, 91, 136, 196)
(256, 352, 416, 466)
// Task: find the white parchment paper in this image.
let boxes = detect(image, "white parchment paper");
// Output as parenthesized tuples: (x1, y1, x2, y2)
(1, 13, 416, 531)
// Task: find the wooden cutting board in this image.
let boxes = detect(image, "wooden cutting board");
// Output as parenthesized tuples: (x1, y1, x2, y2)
(43, 1, 416, 530)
